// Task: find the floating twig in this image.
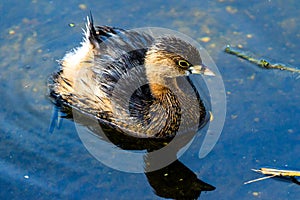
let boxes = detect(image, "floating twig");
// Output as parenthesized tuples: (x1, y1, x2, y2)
(224, 45, 300, 74)
(244, 167, 300, 185)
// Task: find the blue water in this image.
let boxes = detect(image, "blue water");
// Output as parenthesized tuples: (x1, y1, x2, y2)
(1, 0, 300, 199)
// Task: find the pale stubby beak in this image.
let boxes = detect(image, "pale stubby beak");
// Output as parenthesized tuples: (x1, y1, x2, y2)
(188, 64, 215, 76)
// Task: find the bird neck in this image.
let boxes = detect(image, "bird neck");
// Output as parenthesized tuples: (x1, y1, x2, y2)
(148, 83, 182, 137)
(144, 63, 183, 137)
(149, 82, 170, 97)
(145, 64, 178, 98)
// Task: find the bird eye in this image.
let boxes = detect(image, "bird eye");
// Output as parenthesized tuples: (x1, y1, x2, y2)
(177, 60, 190, 68)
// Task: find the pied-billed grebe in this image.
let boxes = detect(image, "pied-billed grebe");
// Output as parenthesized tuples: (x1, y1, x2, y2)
(49, 16, 215, 138)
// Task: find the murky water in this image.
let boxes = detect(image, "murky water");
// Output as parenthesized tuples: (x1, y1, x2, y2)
(1, 0, 300, 199)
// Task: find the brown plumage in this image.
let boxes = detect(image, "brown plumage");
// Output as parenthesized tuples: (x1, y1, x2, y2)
(49, 16, 214, 138)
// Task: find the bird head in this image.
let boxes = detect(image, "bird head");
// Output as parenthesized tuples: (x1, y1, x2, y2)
(144, 37, 215, 79)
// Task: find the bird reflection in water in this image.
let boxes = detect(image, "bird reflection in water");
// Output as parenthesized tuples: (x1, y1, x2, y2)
(55, 108, 215, 199)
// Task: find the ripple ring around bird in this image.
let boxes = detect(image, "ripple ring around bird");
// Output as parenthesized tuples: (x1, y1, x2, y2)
(73, 27, 226, 173)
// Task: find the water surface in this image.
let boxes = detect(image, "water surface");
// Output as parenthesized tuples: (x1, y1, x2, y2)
(1, 0, 300, 199)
